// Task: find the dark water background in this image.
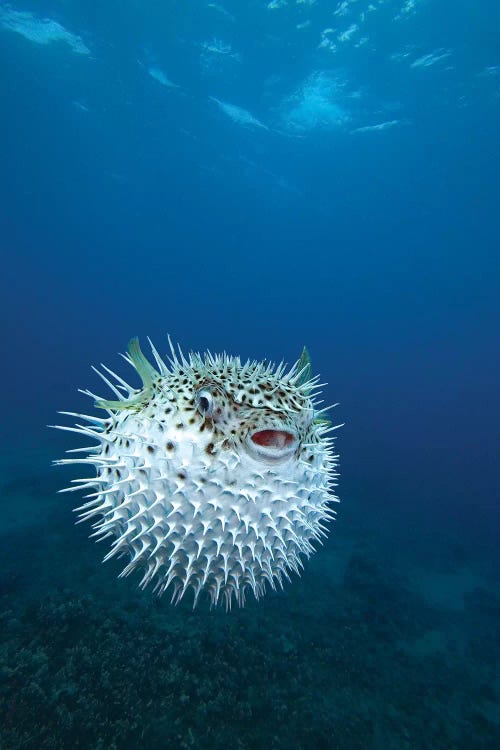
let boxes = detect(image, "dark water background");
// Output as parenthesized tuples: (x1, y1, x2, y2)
(1, 1, 499, 748)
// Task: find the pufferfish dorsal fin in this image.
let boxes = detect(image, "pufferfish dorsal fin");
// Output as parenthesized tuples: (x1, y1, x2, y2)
(95, 338, 158, 412)
(295, 347, 313, 388)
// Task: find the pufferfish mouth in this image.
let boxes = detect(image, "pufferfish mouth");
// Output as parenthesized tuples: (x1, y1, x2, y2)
(247, 428, 298, 463)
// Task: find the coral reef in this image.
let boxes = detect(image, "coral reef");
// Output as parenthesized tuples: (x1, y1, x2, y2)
(0, 463, 499, 749)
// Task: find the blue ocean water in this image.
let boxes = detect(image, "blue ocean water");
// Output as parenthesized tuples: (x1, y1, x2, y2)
(1, 0, 499, 747)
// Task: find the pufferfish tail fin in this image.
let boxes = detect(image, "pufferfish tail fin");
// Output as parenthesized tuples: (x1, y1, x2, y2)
(94, 338, 158, 412)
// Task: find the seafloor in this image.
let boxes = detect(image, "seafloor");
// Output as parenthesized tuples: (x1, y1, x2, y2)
(0, 445, 499, 750)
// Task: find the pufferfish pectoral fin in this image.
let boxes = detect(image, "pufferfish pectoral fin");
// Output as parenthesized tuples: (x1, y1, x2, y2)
(94, 338, 158, 412)
(296, 347, 332, 428)
(295, 347, 313, 388)
(126, 337, 158, 387)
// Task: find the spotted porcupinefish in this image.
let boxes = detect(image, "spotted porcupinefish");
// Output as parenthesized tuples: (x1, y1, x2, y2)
(54, 338, 341, 608)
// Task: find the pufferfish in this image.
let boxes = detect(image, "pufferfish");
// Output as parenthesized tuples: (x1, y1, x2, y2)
(54, 338, 340, 608)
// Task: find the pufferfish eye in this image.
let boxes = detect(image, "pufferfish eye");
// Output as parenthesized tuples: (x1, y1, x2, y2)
(196, 388, 215, 417)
